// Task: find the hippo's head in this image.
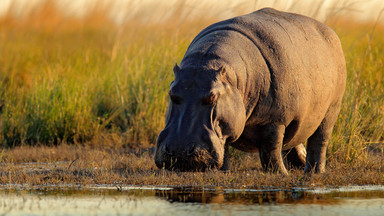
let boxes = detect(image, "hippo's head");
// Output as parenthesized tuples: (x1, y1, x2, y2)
(154, 64, 246, 171)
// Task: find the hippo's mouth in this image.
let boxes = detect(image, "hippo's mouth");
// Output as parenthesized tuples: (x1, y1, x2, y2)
(155, 146, 222, 172)
(166, 158, 217, 172)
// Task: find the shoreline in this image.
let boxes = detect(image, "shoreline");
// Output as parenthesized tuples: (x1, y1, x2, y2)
(1, 145, 383, 187)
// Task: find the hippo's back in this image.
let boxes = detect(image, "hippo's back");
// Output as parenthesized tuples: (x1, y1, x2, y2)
(184, 8, 346, 148)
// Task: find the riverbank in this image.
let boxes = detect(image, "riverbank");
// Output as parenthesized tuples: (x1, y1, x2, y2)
(1, 144, 383, 187)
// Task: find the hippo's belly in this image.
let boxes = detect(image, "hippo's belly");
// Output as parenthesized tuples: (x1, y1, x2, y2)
(229, 125, 264, 153)
(229, 117, 324, 152)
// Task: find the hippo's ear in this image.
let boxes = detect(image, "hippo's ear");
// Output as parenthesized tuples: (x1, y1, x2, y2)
(218, 66, 226, 76)
(218, 66, 231, 84)
(173, 63, 180, 78)
(217, 66, 227, 79)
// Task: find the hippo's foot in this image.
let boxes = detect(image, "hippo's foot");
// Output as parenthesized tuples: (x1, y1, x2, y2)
(282, 144, 307, 169)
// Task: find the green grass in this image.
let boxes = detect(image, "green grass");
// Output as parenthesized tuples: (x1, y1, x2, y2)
(329, 19, 384, 164)
(0, 18, 191, 146)
(0, 4, 383, 168)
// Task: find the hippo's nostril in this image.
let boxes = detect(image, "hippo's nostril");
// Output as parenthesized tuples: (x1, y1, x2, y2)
(164, 145, 171, 155)
(187, 144, 196, 157)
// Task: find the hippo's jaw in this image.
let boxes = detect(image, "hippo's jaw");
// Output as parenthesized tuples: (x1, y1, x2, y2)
(154, 135, 226, 171)
(154, 148, 222, 172)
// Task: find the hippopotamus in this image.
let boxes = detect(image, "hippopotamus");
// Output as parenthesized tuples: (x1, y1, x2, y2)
(154, 8, 346, 174)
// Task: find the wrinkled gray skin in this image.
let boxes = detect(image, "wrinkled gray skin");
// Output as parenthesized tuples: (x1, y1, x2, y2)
(154, 8, 346, 174)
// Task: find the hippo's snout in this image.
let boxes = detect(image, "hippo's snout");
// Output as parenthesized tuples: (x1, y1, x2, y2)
(163, 142, 197, 158)
(155, 140, 221, 172)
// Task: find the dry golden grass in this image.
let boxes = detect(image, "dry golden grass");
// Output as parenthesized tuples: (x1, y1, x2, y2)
(1, 145, 383, 187)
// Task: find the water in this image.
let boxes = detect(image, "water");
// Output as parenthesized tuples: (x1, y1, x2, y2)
(1, 185, 384, 216)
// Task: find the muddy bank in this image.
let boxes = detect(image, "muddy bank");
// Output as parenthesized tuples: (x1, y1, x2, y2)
(0, 145, 383, 188)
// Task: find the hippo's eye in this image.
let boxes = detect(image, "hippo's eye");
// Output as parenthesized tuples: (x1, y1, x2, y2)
(170, 95, 183, 105)
(202, 93, 217, 105)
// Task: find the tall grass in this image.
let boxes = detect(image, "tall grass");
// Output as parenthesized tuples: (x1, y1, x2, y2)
(0, 2, 195, 146)
(0, 2, 383, 166)
(329, 18, 384, 163)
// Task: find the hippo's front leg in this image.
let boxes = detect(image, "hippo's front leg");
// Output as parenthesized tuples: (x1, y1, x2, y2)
(259, 124, 288, 175)
(220, 145, 230, 171)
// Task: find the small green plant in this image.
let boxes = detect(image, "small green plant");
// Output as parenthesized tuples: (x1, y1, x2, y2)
(0, 149, 4, 162)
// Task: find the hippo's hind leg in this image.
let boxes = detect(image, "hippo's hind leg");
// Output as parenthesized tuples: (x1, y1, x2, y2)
(282, 144, 306, 169)
(305, 104, 341, 173)
(259, 124, 288, 175)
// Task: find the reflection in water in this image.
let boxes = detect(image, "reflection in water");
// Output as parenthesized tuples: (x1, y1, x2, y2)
(0, 186, 384, 215)
(156, 187, 384, 205)
(156, 188, 325, 204)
